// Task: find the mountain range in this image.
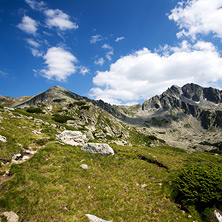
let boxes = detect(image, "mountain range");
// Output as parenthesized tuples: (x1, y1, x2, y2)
(1, 83, 222, 152)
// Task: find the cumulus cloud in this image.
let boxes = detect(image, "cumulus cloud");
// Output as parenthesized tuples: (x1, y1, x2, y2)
(44, 9, 78, 31)
(115, 36, 125, 42)
(94, 57, 105, 66)
(90, 41, 222, 104)
(17, 15, 38, 35)
(90, 35, 103, 44)
(169, 0, 222, 39)
(25, 0, 46, 11)
(41, 47, 78, 81)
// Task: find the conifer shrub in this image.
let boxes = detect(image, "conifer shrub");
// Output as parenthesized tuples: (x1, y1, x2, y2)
(173, 164, 222, 209)
(52, 114, 74, 123)
(26, 107, 43, 114)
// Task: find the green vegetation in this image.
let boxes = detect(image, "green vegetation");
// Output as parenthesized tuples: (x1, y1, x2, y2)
(26, 107, 43, 114)
(53, 99, 66, 103)
(0, 106, 222, 221)
(173, 164, 222, 220)
(52, 114, 75, 123)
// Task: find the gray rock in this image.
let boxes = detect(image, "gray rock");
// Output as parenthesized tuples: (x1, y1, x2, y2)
(2, 211, 19, 222)
(81, 143, 114, 156)
(0, 135, 7, 143)
(57, 130, 87, 146)
(80, 164, 88, 170)
(86, 214, 111, 222)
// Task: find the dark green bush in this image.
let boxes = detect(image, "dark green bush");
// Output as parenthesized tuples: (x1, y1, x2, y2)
(52, 114, 74, 123)
(26, 107, 43, 114)
(173, 164, 222, 209)
(80, 105, 90, 110)
(53, 99, 66, 103)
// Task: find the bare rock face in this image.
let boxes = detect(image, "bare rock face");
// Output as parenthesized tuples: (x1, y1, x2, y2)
(56, 130, 87, 146)
(2, 211, 19, 222)
(86, 214, 111, 222)
(81, 143, 114, 156)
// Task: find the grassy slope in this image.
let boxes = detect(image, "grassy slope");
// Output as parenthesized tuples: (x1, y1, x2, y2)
(0, 108, 222, 221)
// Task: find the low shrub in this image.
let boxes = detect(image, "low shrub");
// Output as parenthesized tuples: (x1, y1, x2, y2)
(26, 107, 43, 114)
(52, 114, 74, 123)
(173, 164, 222, 209)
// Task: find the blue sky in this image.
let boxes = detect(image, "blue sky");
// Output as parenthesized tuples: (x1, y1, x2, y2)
(1, 0, 222, 104)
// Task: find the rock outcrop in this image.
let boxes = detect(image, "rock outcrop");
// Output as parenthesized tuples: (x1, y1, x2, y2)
(81, 143, 114, 156)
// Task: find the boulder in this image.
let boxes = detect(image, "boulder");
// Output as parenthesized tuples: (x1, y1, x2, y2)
(57, 130, 87, 146)
(2, 211, 19, 222)
(0, 135, 7, 142)
(86, 214, 111, 222)
(80, 164, 88, 170)
(81, 143, 114, 156)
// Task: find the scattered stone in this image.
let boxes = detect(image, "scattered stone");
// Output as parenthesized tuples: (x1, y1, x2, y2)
(86, 214, 111, 222)
(5, 169, 10, 176)
(0, 135, 7, 143)
(12, 153, 22, 161)
(34, 118, 44, 124)
(66, 120, 76, 125)
(56, 130, 87, 146)
(81, 143, 114, 156)
(32, 130, 41, 135)
(80, 164, 88, 170)
(22, 156, 30, 161)
(2, 211, 19, 222)
(188, 215, 192, 218)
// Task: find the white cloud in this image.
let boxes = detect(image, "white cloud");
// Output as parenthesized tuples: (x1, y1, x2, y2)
(169, 0, 222, 39)
(115, 36, 125, 42)
(41, 47, 78, 81)
(79, 66, 90, 75)
(25, 0, 46, 11)
(102, 44, 113, 61)
(90, 35, 103, 44)
(44, 9, 78, 31)
(31, 48, 43, 57)
(102, 44, 112, 50)
(90, 42, 222, 104)
(17, 16, 38, 35)
(26, 38, 40, 47)
(94, 57, 105, 66)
